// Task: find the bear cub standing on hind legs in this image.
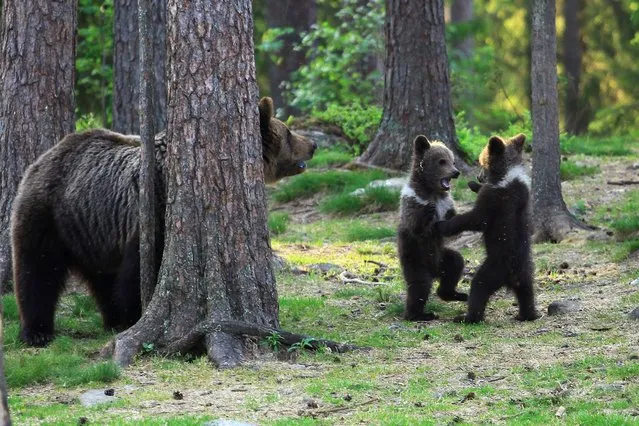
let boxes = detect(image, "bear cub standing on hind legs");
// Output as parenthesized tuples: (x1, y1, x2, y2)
(435, 133, 539, 323)
(398, 135, 468, 321)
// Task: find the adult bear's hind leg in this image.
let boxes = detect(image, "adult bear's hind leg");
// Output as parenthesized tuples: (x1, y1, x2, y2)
(13, 213, 68, 347)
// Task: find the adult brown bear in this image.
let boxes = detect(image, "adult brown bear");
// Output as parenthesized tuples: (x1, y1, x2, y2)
(12, 97, 316, 346)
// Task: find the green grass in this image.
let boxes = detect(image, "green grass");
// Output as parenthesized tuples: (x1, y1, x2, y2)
(272, 170, 387, 203)
(344, 222, 396, 241)
(268, 211, 290, 235)
(320, 186, 400, 215)
(560, 135, 635, 156)
(560, 160, 600, 181)
(307, 149, 354, 168)
(597, 190, 639, 237)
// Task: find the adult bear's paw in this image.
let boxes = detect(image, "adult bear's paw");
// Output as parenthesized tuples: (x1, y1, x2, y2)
(20, 328, 54, 347)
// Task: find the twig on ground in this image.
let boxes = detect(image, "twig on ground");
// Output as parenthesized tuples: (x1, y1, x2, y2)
(607, 180, 639, 186)
(339, 271, 383, 286)
(304, 397, 380, 417)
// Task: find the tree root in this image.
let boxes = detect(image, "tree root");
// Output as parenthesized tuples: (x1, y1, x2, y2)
(165, 319, 364, 356)
(533, 209, 594, 243)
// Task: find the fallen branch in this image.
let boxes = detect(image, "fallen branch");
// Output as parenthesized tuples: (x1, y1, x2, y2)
(607, 180, 639, 186)
(304, 397, 380, 418)
(339, 271, 383, 286)
(364, 260, 388, 275)
(164, 319, 365, 355)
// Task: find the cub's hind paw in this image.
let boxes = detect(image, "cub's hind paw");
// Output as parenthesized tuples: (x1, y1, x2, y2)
(453, 314, 482, 324)
(405, 312, 439, 322)
(515, 312, 540, 322)
(437, 290, 468, 302)
(20, 329, 54, 347)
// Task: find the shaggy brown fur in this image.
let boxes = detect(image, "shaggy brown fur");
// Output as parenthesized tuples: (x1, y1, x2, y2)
(436, 133, 538, 323)
(398, 135, 467, 321)
(12, 97, 316, 347)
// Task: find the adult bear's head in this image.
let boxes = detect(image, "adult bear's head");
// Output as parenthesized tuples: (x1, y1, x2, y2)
(258, 97, 317, 183)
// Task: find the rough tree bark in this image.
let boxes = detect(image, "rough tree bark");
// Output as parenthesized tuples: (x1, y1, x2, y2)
(137, 0, 157, 310)
(265, 0, 316, 117)
(451, 0, 474, 58)
(562, 0, 586, 135)
(112, 0, 166, 133)
(109, 0, 282, 368)
(0, 0, 76, 289)
(531, 0, 589, 242)
(358, 0, 467, 172)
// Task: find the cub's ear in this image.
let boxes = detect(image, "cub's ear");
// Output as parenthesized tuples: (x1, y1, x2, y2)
(511, 133, 526, 152)
(258, 97, 275, 120)
(488, 136, 505, 155)
(413, 135, 431, 155)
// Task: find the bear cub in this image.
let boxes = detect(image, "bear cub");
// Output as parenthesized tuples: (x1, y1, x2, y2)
(436, 133, 538, 323)
(398, 135, 467, 321)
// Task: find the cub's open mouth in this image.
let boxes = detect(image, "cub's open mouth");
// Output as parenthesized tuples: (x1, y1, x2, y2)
(440, 178, 451, 191)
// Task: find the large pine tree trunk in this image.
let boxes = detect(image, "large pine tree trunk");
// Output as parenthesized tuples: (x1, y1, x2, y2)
(265, 0, 316, 117)
(112, 0, 166, 134)
(359, 0, 466, 171)
(112, 0, 278, 368)
(562, 0, 585, 135)
(531, 0, 588, 242)
(0, 0, 76, 288)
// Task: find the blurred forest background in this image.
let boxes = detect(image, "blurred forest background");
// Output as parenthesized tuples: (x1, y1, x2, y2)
(0, 0, 634, 145)
(66, 0, 639, 145)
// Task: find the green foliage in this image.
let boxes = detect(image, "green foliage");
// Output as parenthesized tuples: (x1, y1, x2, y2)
(284, 0, 385, 111)
(455, 112, 489, 160)
(75, 113, 103, 131)
(560, 135, 635, 156)
(272, 170, 387, 203)
(264, 332, 283, 352)
(311, 103, 382, 152)
(560, 161, 600, 181)
(2, 294, 18, 322)
(76, 0, 113, 126)
(268, 211, 291, 235)
(319, 187, 399, 216)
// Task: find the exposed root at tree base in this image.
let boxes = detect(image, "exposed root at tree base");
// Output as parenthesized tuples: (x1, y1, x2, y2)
(534, 210, 594, 243)
(102, 319, 364, 368)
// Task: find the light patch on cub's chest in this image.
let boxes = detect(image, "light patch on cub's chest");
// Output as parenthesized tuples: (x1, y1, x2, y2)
(401, 185, 455, 220)
(496, 165, 531, 189)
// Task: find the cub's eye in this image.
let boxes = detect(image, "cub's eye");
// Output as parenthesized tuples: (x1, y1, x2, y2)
(439, 159, 446, 166)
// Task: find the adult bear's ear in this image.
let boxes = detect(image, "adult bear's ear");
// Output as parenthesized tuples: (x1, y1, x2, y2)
(488, 136, 505, 155)
(413, 135, 431, 156)
(259, 97, 275, 121)
(511, 133, 526, 152)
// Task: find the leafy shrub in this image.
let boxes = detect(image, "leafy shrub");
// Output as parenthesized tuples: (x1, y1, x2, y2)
(311, 104, 382, 152)
(268, 212, 290, 235)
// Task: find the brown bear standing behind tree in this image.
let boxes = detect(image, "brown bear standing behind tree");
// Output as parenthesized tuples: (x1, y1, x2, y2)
(398, 135, 467, 321)
(436, 134, 538, 323)
(11, 97, 317, 347)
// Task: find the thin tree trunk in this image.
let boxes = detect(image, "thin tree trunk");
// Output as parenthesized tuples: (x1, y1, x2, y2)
(562, 0, 585, 134)
(138, 0, 157, 310)
(0, 0, 76, 289)
(531, 0, 589, 242)
(113, 0, 166, 133)
(265, 0, 316, 117)
(358, 0, 467, 172)
(451, 0, 474, 58)
(111, 0, 279, 368)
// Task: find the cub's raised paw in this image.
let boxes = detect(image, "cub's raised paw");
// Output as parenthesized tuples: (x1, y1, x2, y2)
(467, 181, 483, 193)
(437, 290, 468, 302)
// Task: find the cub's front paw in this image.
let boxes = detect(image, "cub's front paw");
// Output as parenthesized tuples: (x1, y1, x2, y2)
(453, 314, 482, 324)
(467, 181, 483, 193)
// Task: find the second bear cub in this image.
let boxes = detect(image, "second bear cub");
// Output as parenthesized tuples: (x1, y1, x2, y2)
(436, 133, 538, 323)
(398, 135, 467, 321)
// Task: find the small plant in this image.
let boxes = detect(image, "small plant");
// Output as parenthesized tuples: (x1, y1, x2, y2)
(142, 342, 155, 354)
(264, 332, 282, 352)
(75, 112, 103, 131)
(373, 286, 393, 303)
(288, 337, 317, 353)
(268, 212, 290, 235)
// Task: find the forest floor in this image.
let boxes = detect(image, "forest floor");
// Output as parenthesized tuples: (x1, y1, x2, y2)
(4, 137, 639, 425)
